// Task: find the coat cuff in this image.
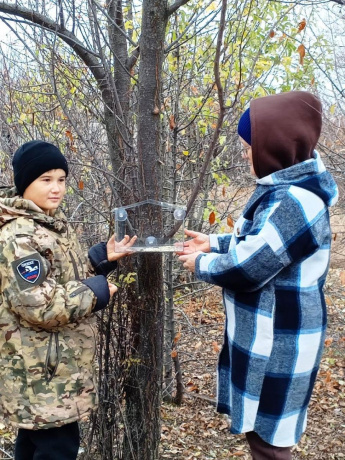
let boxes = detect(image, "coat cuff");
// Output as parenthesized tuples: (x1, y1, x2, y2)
(82, 275, 110, 312)
(88, 242, 118, 276)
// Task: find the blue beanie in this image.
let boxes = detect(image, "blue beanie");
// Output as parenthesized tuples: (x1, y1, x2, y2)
(237, 108, 251, 145)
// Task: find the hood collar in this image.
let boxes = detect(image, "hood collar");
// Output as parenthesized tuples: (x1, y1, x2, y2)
(256, 151, 338, 207)
(0, 187, 67, 232)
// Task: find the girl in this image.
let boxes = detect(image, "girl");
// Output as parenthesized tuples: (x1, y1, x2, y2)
(178, 91, 338, 459)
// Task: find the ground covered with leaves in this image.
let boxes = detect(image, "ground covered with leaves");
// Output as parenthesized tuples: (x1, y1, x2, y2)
(161, 268, 345, 459)
(0, 270, 344, 459)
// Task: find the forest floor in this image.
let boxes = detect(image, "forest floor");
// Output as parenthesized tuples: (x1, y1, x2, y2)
(0, 270, 344, 459)
(160, 268, 345, 459)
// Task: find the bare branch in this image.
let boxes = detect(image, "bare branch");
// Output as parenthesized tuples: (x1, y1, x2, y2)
(185, 0, 227, 216)
(0, 2, 109, 92)
(127, 46, 140, 71)
(167, 0, 191, 17)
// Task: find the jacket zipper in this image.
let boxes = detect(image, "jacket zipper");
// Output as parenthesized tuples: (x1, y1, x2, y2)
(44, 331, 61, 383)
(69, 250, 80, 281)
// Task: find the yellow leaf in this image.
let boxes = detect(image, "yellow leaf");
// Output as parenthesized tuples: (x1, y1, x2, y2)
(206, 1, 217, 12)
(182, 150, 189, 156)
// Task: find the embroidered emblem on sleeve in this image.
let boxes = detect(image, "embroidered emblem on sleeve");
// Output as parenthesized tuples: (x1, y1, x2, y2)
(11, 253, 46, 290)
(16, 259, 40, 283)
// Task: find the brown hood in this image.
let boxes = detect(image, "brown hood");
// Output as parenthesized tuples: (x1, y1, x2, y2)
(250, 91, 322, 178)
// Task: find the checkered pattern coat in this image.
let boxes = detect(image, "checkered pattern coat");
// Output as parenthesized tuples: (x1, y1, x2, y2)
(195, 152, 338, 447)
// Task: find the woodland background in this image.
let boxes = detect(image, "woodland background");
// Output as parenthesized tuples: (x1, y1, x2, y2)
(0, 0, 344, 459)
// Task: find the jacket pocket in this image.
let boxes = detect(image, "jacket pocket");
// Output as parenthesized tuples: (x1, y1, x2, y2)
(70, 285, 89, 298)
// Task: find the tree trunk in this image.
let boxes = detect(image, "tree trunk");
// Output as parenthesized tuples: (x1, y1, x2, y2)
(122, 1, 168, 459)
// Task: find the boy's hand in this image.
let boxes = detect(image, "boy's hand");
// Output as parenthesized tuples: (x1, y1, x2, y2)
(108, 282, 118, 297)
(178, 251, 203, 273)
(177, 229, 210, 255)
(107, 234, 137, 261)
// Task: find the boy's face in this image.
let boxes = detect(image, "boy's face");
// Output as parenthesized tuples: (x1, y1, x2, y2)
(23, 169, 66, 214)
(240, 137, 256, 177)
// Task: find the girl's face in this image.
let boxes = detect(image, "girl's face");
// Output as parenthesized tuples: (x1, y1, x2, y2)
(23, 169, 66, 214)
(240, 137, 256, 177)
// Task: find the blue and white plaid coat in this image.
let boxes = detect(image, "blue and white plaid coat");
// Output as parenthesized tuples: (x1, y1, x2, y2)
(195, 152, 338, 447)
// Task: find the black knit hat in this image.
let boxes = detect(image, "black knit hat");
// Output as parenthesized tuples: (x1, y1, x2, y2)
(12, 140, 69, 196)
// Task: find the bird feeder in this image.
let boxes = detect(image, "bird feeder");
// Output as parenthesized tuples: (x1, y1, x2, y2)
(113, 199, 186, 253)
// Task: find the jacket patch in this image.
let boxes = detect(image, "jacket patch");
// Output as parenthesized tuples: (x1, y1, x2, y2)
(16, 259, 40, 283)
(12, 254, 46, 290)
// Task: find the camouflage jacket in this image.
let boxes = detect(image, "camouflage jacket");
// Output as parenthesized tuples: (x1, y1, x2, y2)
(0, 188, 100, 429)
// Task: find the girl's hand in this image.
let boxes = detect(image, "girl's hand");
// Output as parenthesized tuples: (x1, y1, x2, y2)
(178, 251, 203, 273)
(108, 282, 118, 297)
(178, 229, 210, 255)
(107, 234, 137, 261)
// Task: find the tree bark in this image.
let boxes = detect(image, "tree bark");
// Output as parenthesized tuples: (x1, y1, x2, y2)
(122, 1, 168, 459)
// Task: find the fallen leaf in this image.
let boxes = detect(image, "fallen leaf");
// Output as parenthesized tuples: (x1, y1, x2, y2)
(65, 129, 73, 142)
(212, 341, 220, 353)
(340, 271, 345, 286)
(174, 331, 182, 344)
(195, 341, 202, 349)
(324, 337, 333, 347)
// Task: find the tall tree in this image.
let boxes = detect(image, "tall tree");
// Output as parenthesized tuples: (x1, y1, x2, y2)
(0, 1, 189, 458)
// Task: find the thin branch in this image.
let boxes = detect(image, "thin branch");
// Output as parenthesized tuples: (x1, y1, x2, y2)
(167, 0, 192, 17)
(0, 3, 109, 92)
(185, 0, 227, 215)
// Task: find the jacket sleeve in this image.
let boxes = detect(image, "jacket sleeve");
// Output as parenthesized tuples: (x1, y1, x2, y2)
(195, 187, 328, 292)
(88, 241, 118, 276)
(209, 234, 232, 254)
(3, 234, 109, 330)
